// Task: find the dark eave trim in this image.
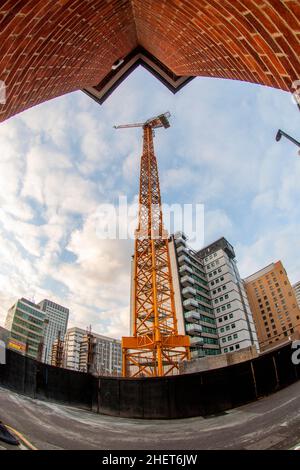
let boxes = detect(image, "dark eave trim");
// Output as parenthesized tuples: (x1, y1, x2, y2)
(82, 46, 194, 105)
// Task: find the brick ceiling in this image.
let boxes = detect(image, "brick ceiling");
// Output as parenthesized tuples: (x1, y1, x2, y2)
(0, 0, 299, 122)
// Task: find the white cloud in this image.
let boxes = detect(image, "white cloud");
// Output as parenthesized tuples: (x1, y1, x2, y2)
(0, 67, 299, 341)
(204, 209, 233, 246)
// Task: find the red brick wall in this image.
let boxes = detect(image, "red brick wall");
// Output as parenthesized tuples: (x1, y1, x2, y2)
(0, 0, 299, 122)
(133, 0, 300, 89)
(0, 0, 137, 121)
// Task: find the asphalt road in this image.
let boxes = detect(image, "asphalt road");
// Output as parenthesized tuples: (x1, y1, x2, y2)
(0, 381, 300, 450)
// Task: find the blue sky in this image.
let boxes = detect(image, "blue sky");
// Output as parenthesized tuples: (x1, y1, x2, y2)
(0, 66, 299, 338)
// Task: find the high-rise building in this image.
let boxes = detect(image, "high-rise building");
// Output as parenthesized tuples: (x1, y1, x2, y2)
(168, 234, 259, 359)
(63, 327, 122, 376)
(5, 298, 46, 359)
(198, 238, 259, 355)
(244, 261, 300, 351)
(38, 299, 69, 364)
(293, 281, 300, 309)
(168, 233, 220, 358)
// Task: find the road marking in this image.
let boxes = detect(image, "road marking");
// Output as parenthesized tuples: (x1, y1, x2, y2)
(4, 425, 38, 450)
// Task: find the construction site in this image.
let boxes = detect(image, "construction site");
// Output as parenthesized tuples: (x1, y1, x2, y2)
(0, 0, 300, 454)
(1, 111, 300, 450)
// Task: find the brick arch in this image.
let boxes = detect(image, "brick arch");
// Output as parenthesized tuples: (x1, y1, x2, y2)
(0, 0, 299, 122)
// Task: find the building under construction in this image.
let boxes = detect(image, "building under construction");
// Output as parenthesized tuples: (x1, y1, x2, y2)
(115, 112, 190, 378)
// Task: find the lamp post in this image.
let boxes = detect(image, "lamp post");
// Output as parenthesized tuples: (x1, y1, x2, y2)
(275, 129, 300, 155)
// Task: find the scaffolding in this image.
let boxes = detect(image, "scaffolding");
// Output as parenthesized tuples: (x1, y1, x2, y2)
(51, 331, 64, 367)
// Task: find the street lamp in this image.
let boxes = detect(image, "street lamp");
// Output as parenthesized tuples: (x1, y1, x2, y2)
(275, 129, 300, 155)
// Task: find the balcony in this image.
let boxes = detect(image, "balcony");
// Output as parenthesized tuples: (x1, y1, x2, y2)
(183, 298, 198, 310)
(178, 254, 191, 266)
(174, 236, 186, 247)
(190, 336, 204, 345)
(191, 349, 206, 359)
(182, 286, 196, 298)
(186, 323, 202, 335)
(179, 264, 193, 275)
(184, 310, 200, 323)
(180, 274, 195, 287)
(176, 245, 188, 256)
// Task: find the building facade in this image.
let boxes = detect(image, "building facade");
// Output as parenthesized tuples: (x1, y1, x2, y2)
(168, 233, 220, 358)
(244, 261, 300, 351)
(198, 238, 259, 355)
(38, 299, 69, 364)
(168, 234, 259, 359)
(5, 298, 46, 359)
(63, 327, 121, 376)
(293, 281, 300, 309)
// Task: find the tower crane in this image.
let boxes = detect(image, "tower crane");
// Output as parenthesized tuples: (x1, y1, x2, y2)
(114, 112, 190, 377)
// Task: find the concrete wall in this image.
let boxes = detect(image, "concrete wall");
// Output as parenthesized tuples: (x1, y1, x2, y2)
(180, 346, 258, 374)
(0, 343, 300, 419)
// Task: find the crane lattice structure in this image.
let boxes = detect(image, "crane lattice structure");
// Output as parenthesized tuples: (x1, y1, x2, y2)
(114, 112, 190, 377)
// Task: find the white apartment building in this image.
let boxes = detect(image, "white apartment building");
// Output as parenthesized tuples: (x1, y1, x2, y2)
(169, 233, 220, 359)
(293, 281, 300, 309)
(39, 299, 69, 364)
(63, 327, 122, 376)
(169, 234, 259, 357)
(198, 238, 259, 354)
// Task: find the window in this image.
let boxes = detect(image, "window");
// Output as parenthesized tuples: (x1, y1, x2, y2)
(226, 326, 230, 331)
(230, 346, 234, 351)
(222, 338, 226, 343)
(224, 316, 228, 321)
(229, 313, 233, 319)
(231, 324, 236, 329)
(228, 335, 232, 341)
(224, 348, 228, 353)
(235, 344, 240, 350)
(233, 334, 238, 339)
(220, 327, 225, 333)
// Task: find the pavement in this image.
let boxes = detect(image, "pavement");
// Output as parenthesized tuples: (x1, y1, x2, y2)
(0, 381, 300, 450)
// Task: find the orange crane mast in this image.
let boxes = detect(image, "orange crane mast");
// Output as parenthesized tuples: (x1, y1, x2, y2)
(114, 112, 190, 377)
